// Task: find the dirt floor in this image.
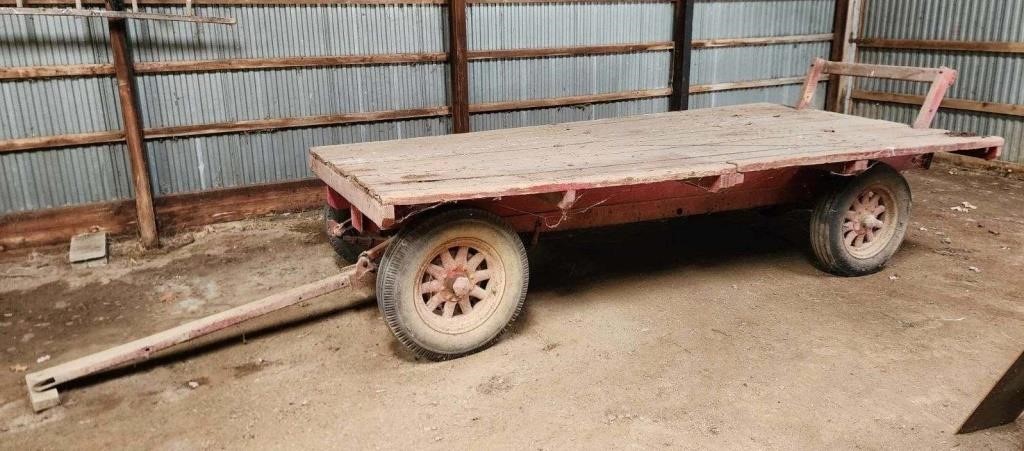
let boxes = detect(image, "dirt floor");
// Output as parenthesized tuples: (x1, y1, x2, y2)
(1, 163, 1023, 450)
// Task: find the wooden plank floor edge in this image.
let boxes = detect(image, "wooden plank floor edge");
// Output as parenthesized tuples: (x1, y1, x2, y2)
(0, 179, 324, 250)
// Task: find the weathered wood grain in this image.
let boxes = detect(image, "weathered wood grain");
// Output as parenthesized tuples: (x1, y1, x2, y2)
(311, 103, 1004, 215)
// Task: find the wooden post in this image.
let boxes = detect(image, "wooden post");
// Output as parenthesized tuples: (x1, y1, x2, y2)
(668, 0, 695, 111)
(796, 58, 827, 110)
(105, 0, 159, 248)
(825, 0, 850, 112)
(832, 0, 865, 113)
(447, 0, 470, 133)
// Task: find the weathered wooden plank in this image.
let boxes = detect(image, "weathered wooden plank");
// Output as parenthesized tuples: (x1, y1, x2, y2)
(365, 127, 961, 201)
(854, 38, 1024, 55)
(469, 89, 673, 113)
(469, 42, 673, 60)
(691, 76, 812, 94)
(0, 107, 450, 153)
(0, 0, 443, 4)
(315, 104, 878, 168)
(852, 90, 1024, 118)
(823, 61, 944, 82)
(350, 115, 911, 185)
(312, 103, 1004, 211)
(693, 33, 833, 49)
(309, 154, 396, 228)
(0, 6, 236, 24)
(0, 179, 324, 250)
(0, 64, 115, 80)
(0, 130, 125, 153)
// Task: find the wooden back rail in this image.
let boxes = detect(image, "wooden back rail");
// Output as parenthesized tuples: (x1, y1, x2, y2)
(796, 57, 957, 129)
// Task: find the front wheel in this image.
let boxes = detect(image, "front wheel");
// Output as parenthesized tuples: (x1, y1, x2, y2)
(376, 208, 529, 360)
(810, 164, 912, 277)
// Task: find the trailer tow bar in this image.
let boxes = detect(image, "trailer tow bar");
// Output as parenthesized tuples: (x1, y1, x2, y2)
(24, 239, 390, 413)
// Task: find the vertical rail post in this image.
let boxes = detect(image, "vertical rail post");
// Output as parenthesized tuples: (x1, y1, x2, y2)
(447, 0, 470, 133)
(913, 68, 956, 129)
(825, 0, 850, 112)
(106, 0, 159, 248)
(668, 0, 695, 111)
(796, 58, 827, 110)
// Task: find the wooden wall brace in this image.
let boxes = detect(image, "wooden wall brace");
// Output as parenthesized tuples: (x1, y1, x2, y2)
(107, 0, 159, 248)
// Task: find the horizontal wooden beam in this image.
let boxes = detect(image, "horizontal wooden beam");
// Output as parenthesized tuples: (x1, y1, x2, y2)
(0, 130, 125, 153)
(468, 88, 673, 113)
(0, 179, 324, 250)
(823, 61, 946, 82)
(145, 107, 451, 139)
(689, 76, 814, 94)
(0, 0, 445, 5)
(852, 90, 1024, 118)
(468, 42, 674, 60)
(0, 107, 449, 153)
(0, 199, 138, 250)
(137, 53, 448, 74)
(692, 33, 833, 49)
(1, 34, 837, 81)
(154, 179, 323, 232)
(0, 64, 115, 80)
(0, 6, 235, 24)
(0, 0, 670, 5)
(0, 53, 448, 80)
(3, 76, 828, 153)
(854, 38, 1024, 55)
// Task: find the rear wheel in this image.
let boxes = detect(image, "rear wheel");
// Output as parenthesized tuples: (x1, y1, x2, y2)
(376, 208, 529, 360)
(810, 164, 911, 276)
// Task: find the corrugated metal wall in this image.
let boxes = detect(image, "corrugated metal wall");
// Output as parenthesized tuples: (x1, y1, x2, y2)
(691, 0, 833, 108)
(855, 0, 1024, 164)
(1, 0, 838, 215)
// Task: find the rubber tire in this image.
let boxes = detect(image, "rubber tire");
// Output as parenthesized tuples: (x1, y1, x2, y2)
(376, 208, 529, 361)
(810, 164, 912, 277)
(323, 205, 367, 263)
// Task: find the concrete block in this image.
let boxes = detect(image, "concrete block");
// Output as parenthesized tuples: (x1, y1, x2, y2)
(69, 231, 108, 268)
(27, 387, 60, 412)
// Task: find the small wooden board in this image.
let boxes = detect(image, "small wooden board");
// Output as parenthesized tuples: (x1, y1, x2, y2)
(310, 103, 1003, 226)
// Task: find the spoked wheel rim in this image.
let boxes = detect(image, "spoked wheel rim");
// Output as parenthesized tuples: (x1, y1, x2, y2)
(843, 185, 898, 258)
(414, 238, 506, 334)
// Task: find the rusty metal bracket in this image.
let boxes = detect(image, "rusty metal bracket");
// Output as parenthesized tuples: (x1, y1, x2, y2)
(833, 159, 870, 176)
(349, 238, 391, 294)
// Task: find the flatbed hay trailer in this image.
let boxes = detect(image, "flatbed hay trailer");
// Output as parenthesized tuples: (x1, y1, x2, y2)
(25, 59, 1004, 412)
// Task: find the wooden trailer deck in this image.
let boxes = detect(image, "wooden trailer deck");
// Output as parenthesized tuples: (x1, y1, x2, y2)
(309, 103, 1003, 228)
